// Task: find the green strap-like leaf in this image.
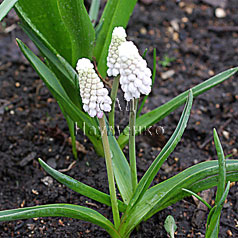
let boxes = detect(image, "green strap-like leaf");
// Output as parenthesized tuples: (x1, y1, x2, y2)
(0, 0, 18, 21)
(19, 22, 82, 109)
(57, 0, 95, 66)
(206, 181, 230, 238)
(182, 188, 212, 210)
(89, 0, 100, 26)
(118, 67, 238, 149)
(104, 120, 133, 204)
(94, 0, 137, 77)
(16, 39, 104, 156)
(118, 160, 238, 237)
(38, 159, 126, 212)
(15, 0, 72, 63)
(0, 204, 120, 237)
(213, 128, 226, 204)
(125, 91, 193, 213)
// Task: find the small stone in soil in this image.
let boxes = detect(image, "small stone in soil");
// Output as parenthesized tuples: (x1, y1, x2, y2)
(27, 224, 35, 230)
(161, 70, 175, 80)
(41, 176, 53, 186)
(215, 8, 226, 18)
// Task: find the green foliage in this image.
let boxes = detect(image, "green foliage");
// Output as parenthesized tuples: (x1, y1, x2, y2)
(0, 204, 120, 238)
(0, 92, 238, 237)
(0, 0, 18, 21)
(57, 0, 95, 66)
(1, 2, 238, 236)
(38, 158, 126, 212)
(89, 0, 100, 26)
(158, 54, 176, 67)
(179, 129, 232, 238)
(15, 0, 72, 63)
(164, 215, 177, 238)
(16, 39, 103, 156)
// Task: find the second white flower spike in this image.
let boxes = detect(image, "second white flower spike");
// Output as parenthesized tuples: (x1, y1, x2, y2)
(118, 41, 152, 101)
(76, 58, 112, 118)
(107, 27, 127, 77)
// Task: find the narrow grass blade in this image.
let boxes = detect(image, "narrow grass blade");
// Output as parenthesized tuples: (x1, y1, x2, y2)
(0, 204, 120, 237)
(182, 188, 212, 210)
(38, 159, 126, 212)
(213, 128, 226, 204)
(206, 181, 231, 238)
(89, 0, 100, 26)
(118, 67, 238, 149)
(0, 0, 18, 21)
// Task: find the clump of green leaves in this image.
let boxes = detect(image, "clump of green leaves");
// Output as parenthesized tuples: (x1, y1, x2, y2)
(158, 54, 176, 67)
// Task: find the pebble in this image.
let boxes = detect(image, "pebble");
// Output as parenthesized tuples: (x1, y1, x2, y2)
(41, 176, 53, 186)
(222, 130, 229, 139)
(170, 19, 180, 32)
(27, 224, 35, 230)
(140, 27, 147, 35)
(15, 82, 20, 88)
(227, 229, 233, 236)
(232, 148, 238, 155)
(215, 8, 226, 18)
(161, 70, 175, 80)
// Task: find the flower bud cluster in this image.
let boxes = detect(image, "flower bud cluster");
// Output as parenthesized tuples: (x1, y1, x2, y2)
(107, 27, 127, 77)
(118, 41, 152, 101)
(76, 58, 112, 118)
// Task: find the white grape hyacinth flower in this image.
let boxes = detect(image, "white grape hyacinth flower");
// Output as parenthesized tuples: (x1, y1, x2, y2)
(118, 41, 152, 101)
(107, 26, 127, 77)
(76, 58, 112, 118)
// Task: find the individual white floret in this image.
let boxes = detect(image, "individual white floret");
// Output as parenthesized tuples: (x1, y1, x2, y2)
(76, 58, 112, 118)
(118, 41, 152, 101)
(107, 27, 127, 77)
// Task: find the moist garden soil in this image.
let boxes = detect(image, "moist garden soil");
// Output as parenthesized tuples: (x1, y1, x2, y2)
(0, 0, 238, 237)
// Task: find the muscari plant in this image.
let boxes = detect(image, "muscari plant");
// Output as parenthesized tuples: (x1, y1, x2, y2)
(0, 27, 238, 237)
(0, 0, 238, 159)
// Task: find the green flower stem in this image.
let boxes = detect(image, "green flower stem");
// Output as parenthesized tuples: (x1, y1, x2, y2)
(99, 117, 120, 229)
(129, 99, 138, 192)
(109, 75, 120, 134)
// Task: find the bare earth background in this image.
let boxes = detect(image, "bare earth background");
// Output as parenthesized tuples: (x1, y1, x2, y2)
(0, 0, 238, 237)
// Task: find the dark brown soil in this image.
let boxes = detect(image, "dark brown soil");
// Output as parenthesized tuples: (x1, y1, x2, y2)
(1, 0, 238, 237)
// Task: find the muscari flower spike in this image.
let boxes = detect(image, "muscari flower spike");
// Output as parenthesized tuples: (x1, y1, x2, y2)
(76, 58, 112, 118)
(107, 26, 127, 77)
(118, 41, 152, 101)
